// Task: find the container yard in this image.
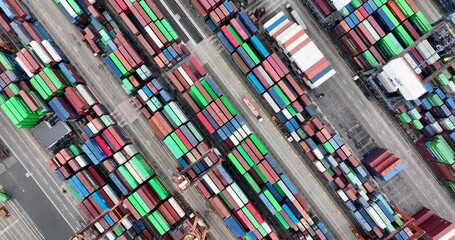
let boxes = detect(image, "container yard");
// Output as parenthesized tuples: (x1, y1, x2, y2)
(0, 0, 454, 239)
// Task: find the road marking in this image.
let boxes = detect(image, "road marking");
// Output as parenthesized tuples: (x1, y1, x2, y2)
(0, 220, 19, 235)
(0, 117, 80, 231)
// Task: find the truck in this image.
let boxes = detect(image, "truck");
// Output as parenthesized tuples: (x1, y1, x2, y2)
(242, 97, 263, 122)
(0, 192, 10, 202)
(285, 4, 307, 30)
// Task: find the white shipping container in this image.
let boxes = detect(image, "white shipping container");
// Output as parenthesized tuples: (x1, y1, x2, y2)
(290, 43, 324, 71)
(14, 56, 34, 77)
(305, 68, 336, 89)
(229, 135, 240, 146)
(282, 109, 293, 120)
(124, 144, 139, 159)
(120, 218, 133, 229)
(326, 156, 338, 167)
(125, 162, 144, 183)
(76, 84, 97, 106)
(168, 197, 185, 218)
(105, 232, 115, 240)
(144, 25, 164, 49)
(441, 82, 455, 93)
(277, 180, 295, 201)
(257, 66, 274, 86)
(137, 89, 148, 101)
(30, 41, 53, 64)
(297, 222, 306, 232)
(226, 185, 245, 208)
(177, 66, 194, 86)
(232, 130, 243, 142)
(113, 152, 127, 164)
(403, 53, 422, 74)
(75, 155, 88, 168)
(87, 122, 98, 134)
(231, 183, 248, 204)
(275, 24, 302, 45)
(296, 113, 305, 123)
(169, 102, 188, 123)
(313, 160, 326, 172)
(262, 92, 281, 113)
(242, 125, 252, 136)
(331, 0, 351, 10)
(268, 18, 291, 36)
(263, 11, 285, 30)
(202, 175, 220, 194)
(337, 189, 349, 202)
(41, 40, 63, 63)
(103, 185, 120, 204)
(371, 203, 391, 226)
(366, 206, 387, 229)
(430, 122, 443, 133)
(262, 222, 272, 234)
(94, 222, 104, 233)
(60, 0, 78, 18)
(291, 132, 300, 142)
(312, 149, 324, 160)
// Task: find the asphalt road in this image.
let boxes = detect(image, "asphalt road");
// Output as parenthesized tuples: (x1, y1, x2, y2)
(245, 0, 455, 221)
(22, 0, 236, 238)
(0, 113, 84, 239)
(0, 195, 44, 240)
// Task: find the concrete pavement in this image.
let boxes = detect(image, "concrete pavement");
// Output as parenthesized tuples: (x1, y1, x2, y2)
(249, 0, 455, 221)
(0, 113, 84, 239)
(0, 197, 44, 240)
(22, 0, 236, 238)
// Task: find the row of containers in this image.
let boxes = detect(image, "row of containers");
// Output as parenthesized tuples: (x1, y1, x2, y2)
(0, 0, 199, 239)
(395, 67, 455, 194)
(330, 0, 435, 74)
(57, 0, 187, 74)
(189, 1, 419, 238)
(54, 0, 338, 239)
(310, 0, 455, 199)
(166, 58, 332, 239)
(323, 0, 455, 197)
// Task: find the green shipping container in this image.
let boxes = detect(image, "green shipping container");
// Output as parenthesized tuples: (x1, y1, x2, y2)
(393, 0, 415, 18)
(274, 211, 290, 229)
(381, 5, 400, 28)
(249, 135, 267, 155)
(161, 19, 179, 42)
(242, 43, 260, 65)
(393, 25, 414, 48)
(237, 145, 255, 167)
(155, 20, 173, 42)
(243, 172, 261, 193)
(149, 177, 170, 200)
(220, 96, 237, 115)
(228, 153, 247, 174)
(140, 1, 158, 22)
(227, 25, 244, 45)
(409, 11, 432, 35)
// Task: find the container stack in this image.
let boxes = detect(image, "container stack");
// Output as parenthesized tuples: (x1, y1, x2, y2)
(312, 0, 352, 17)
(108, 0, 188, 70)
(263, 11, 336, 89)
(190, 0, 238, 32)
(56, 0, 164, 93)
(330, 0, 433, 69)
(0, 0, 106, 127)
(134, 78, 221, 179)
(393, 67, 455, 193)
(167, 53, 333, 239)
(362, 148, 404, 181)
(211, 10, 416, 239)
(412, 208, 455, 240)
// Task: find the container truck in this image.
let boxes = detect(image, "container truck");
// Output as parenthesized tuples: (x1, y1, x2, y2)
(242, 97, 263, 122)
(286, 4, 307, 30)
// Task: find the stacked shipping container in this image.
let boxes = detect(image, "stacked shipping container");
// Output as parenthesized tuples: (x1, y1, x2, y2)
(167, 53, 333, 239)
(211, 10, 418, 239)
(362, 148, 404, 181)
(412, 208, 455, 239)
(263, 12, 336, 89)
(190, 0, 238, 32)
(394, 67, 455, 194)
(330, 0, 433, 70)
(0, 0, 197, 238)
(108, 0, 188, 70)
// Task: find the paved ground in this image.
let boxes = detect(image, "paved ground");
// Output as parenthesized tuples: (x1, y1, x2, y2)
(22, 0, 236, 238)
(169, 0, 359, 238)
(0, 113, 84, 239)
(243, 0, 455, 222)
(0, 197, 44, 240)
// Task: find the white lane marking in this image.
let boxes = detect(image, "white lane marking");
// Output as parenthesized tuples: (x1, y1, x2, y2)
(0, 124, 78, 231)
